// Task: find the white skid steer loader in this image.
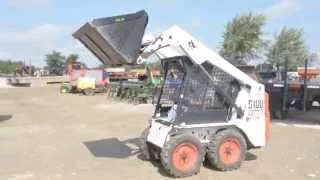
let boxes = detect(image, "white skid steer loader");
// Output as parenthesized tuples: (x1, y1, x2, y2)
(73, 10, 271, 178)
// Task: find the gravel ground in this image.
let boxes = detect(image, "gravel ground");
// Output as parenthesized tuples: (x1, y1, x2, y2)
(0, 86, 320, 180)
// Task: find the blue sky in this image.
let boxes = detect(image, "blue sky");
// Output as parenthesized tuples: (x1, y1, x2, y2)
(0, 0, 319, 67)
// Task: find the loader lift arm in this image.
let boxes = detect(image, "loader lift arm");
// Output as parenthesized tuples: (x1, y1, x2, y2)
(136, 26, 262, 117)
(72, 10, 263, 118)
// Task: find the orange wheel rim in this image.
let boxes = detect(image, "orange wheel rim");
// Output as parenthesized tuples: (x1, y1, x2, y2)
(219, 138, 241, 165)
(172, 143, 199, 172)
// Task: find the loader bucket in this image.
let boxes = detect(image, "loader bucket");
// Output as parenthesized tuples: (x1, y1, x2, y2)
(73, 10, 148, 66)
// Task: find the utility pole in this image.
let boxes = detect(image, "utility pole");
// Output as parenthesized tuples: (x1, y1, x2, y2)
(281, 57, 288, 120)
(29, 58, 32, 76)
(303, 58, 308, 112)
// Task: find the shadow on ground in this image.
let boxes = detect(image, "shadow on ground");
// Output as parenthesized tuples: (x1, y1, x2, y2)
(83, 138, 141, 158)
(245, 152, 258, 161)
(83, 137, 258, 177)
(0, 115, 12, 122)
(83, 137, 175, 177)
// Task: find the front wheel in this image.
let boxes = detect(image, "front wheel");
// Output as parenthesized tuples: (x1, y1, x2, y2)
(160, 134, 205, 178)
(139, 127, 151, 160)
(207, 129, 247, 171)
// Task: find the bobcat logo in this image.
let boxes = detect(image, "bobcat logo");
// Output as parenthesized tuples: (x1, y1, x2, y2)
(188, 40, 196, 49)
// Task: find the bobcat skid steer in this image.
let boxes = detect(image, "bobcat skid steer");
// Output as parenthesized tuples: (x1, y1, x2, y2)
(73, 10, 271, 178)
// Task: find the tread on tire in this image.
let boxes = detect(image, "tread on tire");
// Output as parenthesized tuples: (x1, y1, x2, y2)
(207, 129, 247, 171)
(160, 134, 205, 178)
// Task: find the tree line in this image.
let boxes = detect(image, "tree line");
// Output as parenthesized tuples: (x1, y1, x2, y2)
(44, 51, 82, 75)
(0, 52, 82, 76)
(221, 12, 317, 71)
(0, 60, 22, 74)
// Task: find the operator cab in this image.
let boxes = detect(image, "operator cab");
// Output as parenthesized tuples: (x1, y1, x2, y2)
(153, 56, 240, 125)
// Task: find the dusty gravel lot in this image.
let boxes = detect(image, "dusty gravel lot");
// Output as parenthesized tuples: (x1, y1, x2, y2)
(1, 86, 320, 180)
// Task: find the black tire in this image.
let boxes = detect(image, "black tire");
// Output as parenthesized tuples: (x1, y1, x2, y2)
(83, 88, 95, 96)
(207, 129, 247, 171)
(160, 134, 205, 178)
(139, 127, 151, 160)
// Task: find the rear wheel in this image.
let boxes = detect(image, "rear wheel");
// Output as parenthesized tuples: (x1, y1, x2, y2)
(160, 134, 204, 178)
(207, 129, 246, 171)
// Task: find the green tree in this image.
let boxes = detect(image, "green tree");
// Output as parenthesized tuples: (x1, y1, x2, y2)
(0, 60, 21, 74)
(222, 12, 267, 65)
(66, 54, 79, 64)
(266, 27, 308, 70)
(45, 51, 66, 75)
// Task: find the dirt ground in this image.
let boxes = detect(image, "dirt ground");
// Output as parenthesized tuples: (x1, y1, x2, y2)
(0, 86, 320, 180)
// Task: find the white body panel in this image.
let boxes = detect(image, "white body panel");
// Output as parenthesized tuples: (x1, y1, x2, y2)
(147, 121, 172, 148)
(231, 86, 266, 147)
(141, 25, 267, 148)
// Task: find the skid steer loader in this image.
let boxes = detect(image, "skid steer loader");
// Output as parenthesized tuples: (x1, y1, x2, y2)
(73, 10, 271, 178)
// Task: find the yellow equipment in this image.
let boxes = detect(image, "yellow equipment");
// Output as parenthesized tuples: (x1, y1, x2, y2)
(77, 77, 96, 90)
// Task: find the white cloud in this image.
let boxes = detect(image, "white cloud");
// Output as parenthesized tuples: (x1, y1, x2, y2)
(7, 0, 51, 8)
(0, 24, 101, 67)
(0, 24, 62, 44)
(264, 0, 303, 20)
